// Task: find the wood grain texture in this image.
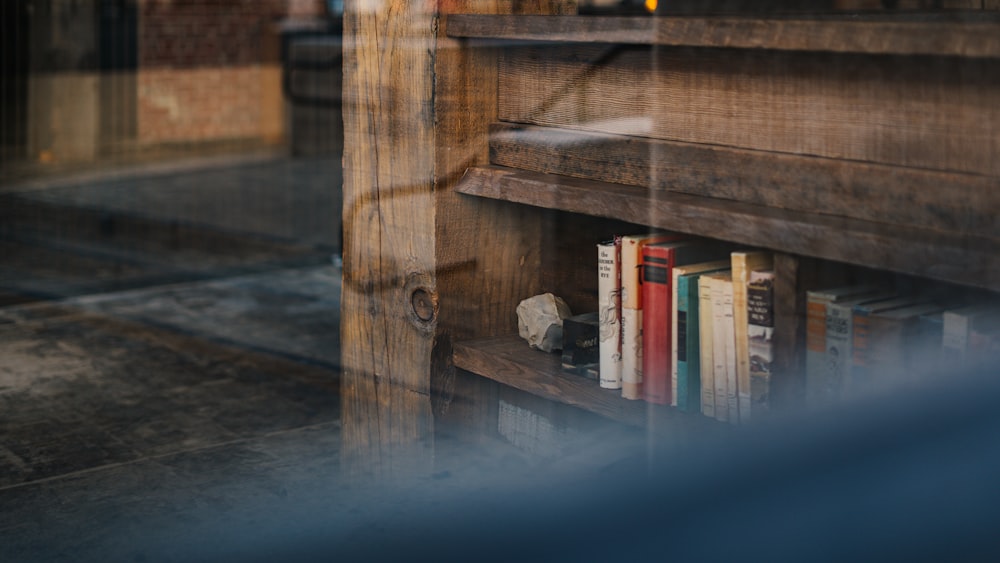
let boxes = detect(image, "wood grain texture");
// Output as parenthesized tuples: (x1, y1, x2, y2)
(430, 1, 574, 445)
(771, 253, 805, 409)
(341, 0, 438, 478)
(447, 13, 1000, 58)
(455, 166, 1000, 290)
(489, 123, 1000, 237)
(497, 44, 1000, 176)
(453, 335, 718, 432)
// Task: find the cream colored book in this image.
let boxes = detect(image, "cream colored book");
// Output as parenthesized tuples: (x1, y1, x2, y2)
(731, 251, 772, 424)
(671, 260, 730, 408)
(705, 271, 733, 423)
(620, 233, 677, 400)
(698, 273, 717, 418)
(597, 238, 622, 389)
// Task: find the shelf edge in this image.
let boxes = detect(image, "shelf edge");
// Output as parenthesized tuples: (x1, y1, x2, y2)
(446, 14, 1000, 58)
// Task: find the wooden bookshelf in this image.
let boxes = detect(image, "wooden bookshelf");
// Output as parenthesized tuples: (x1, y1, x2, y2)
(343, 4, 1000, 464)
(455, 166, 1000, 291)
(446, 13, 1000, 58)
(453, 335, 716, 432)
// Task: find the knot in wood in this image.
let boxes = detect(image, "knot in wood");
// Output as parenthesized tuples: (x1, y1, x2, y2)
(410, 287, 437, 323)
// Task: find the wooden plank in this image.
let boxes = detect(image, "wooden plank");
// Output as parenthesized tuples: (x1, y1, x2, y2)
(771, 253, 807, 410)
(497, 44, 1000, 176)
(341, 0, 438, 479)
(489, 123, 1000, 238)
(430, 2, 577, 447)
(447, 14, 1000, 58)
(455, 166, 1000, 291)
(453, 335, 715, 432)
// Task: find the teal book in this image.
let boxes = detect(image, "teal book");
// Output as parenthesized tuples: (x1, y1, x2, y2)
(851, 295, 924, 396)
(673, 260, 729, 413)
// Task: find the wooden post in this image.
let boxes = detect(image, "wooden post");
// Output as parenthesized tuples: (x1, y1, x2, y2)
(341, 0, 578, 478)
(341, 0, 439, 479)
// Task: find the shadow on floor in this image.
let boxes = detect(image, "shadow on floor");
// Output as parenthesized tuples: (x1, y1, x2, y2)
(0, 152, 349, 561)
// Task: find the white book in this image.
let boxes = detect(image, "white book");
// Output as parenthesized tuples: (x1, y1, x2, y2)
(722, 278, 739, 424)
(709, 273, 732, 423)
(698, 274, 717, 418)
(597, 238, 622, 389)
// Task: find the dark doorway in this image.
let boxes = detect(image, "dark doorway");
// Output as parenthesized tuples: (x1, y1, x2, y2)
(1, 1, 30, 162)
(98, 0, 138, 154)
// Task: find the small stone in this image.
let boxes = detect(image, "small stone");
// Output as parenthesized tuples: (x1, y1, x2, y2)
(516, 293, 573, 353)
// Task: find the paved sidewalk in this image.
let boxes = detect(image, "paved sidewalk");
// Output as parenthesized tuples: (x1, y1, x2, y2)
(0, 152, 343, 304)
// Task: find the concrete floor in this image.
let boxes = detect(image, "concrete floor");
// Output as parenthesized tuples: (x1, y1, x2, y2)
(0, 152, 348, 561)
(0, 151, 644, 562)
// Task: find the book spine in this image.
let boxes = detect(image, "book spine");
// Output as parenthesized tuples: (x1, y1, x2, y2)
(851, 309, 873, 395)
(619, 234, 676, 399)
(671, 269, 683, 408)
(621, 308, 643, 400)
(597, 239, 622, 389)
(620, 237, 643, 400)
(913, 313, 944, 382)
(941, 310, 970, 368)
(698, 276, 716, 418)
(824, 303, 854, 402)
(866, 316, 908, 394)
(805, 293, 829, 406)
(722, 280, 738, 424)
(747, 270, 774, 416)
(711, 277, 729, 423)
(675, 274, 692, 412)
(641, 246, 672, 405)
(732, 251, 772, 424)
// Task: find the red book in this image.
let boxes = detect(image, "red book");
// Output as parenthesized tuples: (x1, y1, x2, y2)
(641, 241, 727, 405)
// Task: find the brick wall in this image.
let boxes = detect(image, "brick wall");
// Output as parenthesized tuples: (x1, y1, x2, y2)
(138, 0, 287, 69)
(135, 0, 326, 145)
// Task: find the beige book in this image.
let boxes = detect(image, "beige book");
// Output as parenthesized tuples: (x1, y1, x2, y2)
(731, 251, 772, 424)
(620, 233, 676, 400)
(698, 274, 717, 418)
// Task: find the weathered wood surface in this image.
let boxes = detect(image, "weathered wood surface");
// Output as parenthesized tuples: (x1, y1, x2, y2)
(455, 166, 1000, 290)
(342, 0, 581, 476)
(489, 123, 1000, 237)
(447, 13, 1000, 58)
(341, 0, 438, 478)
(453, 335, 718, 433)
(497, 44, 1000, 176)
(771, 254, 806, 409)
(430, 1, 578, 446)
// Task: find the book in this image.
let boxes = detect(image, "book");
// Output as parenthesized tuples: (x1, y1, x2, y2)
(673, 260, 730, 413)
(731, 251, 772, 423)
(805, 284, 879, 407)
(746, 269, 774, 416)
(597, 237, 622, 389)
(851, 295, 925, 397)
(620, 233, 678, 400)
(698, 272, 720, 418)
(968, 317, 1000, 370)
(705, 271, 734, 423)
(823, 290, 896, 401)
(721, 278, 738, 424)
(913, 311, 945, 381)
(865, 303, 944, 394)
(641, 242, 727, 405)
(561, 312, 601, 379)
(943, 305, 1000, 371)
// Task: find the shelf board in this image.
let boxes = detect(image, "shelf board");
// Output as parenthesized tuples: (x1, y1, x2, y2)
(453, 335, 713, 431)
(446, 14, 1000, 58)
(455, 165, 1000, 291)
(489, 123, 1000, 239)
